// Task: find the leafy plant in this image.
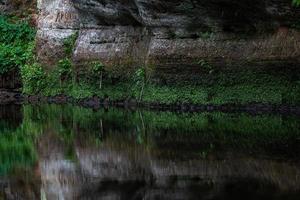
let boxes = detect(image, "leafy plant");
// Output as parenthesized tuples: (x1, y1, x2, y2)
(291, 21, 300, 30)
(199, 31, 213, 39)
(198, 59, 214, 74)
(91, 61, 105, 89)
(0, 16, 35, 75)
(133, 68, 146, 101)
(20, 63, 46, 94)
(57, 58, 72, 80)
(292, 0, 300, 6)
(63, 32, 78, 57)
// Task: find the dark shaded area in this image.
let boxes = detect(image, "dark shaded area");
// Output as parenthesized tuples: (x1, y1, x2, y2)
(0, 70, 21, 90)
(0, 104, 22, 128)
(73, 0, 300, 33)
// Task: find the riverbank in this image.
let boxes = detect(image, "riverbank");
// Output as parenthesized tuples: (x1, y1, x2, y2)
(0, 91, 297, 116)
(1, 15, 300, 115)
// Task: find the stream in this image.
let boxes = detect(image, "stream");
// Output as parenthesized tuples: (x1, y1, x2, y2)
(0, 104, 300, 200)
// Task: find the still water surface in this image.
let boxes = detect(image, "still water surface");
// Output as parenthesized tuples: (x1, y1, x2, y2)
(0, 104, 300, 200)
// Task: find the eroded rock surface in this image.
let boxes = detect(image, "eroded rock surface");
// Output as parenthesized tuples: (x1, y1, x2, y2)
(36, 0, 300, 80)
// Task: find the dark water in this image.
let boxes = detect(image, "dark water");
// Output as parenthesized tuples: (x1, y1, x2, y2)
(0, 104, 300, 200)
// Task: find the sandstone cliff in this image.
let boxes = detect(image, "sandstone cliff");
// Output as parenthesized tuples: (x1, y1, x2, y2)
(36, 0, 300, 81)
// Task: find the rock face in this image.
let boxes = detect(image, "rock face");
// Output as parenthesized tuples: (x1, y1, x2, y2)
(0, 0, 36, 16)
(36, 0, 300, 80)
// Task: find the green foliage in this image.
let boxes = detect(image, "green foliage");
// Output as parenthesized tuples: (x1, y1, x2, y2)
(63, 32, 78, 57)
(291, 20, 300, 30)
(21, 58, 73, 95)
(18, 104, 300, 159)
(0, 130, 37, 176)
(1, 103, 299, 176)
(20, 63, 46, 94)
(21, 62, 300, 105)
(199, 31, 213, 39)
(0, 16, 35, 74)
(91, 61, 105, 89)
(0, 106, 43, 175)
(0, 16, 35, 44)
(292, 0, 300, 6)
(133, 68, 145, 88)
(57, 58, 72, 79)
(91, 61, 104, 73)
(133, 68, 146, 101)
(197, 59, 214, 74)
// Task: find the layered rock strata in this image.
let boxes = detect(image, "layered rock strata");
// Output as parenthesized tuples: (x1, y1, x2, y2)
(36, 0, 300, 80)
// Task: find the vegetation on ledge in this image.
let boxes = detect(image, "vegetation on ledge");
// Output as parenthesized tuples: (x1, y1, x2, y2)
(1, 15, 300, 106)
(0, 15, 35, 75)
(20, 54, 300, 105)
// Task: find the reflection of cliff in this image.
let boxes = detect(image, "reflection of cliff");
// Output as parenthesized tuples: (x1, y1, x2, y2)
(38, 131, 300, 200)
(0, 168, 40, 200)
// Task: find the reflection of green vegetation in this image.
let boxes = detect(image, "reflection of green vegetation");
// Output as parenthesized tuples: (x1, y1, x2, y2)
(23, 104, 300, 157)
(1, 104, 299, 176)
(0, 108, 42, 176)
(0, 131, 36, 176)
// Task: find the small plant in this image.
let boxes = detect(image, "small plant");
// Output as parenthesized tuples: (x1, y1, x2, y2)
(198, 59, 214, 74)
(292, 0, 300, 6)
(57, 58, 72, 78)
(91, 61, 105, 89)
(199, 31, 213, 39)
(177, 2, 194, 11)
(63, 31, 78, 57)
(199, 144, 214, 159)
(20, 63, 46, 94)
(291, 21, 300, 30)
(133, 68, 146, 102)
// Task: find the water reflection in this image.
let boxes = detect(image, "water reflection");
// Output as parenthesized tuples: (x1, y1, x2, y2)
(0, 104, 300, 199)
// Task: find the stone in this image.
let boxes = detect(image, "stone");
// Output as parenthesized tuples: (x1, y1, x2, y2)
(36, 0, 300, 80)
